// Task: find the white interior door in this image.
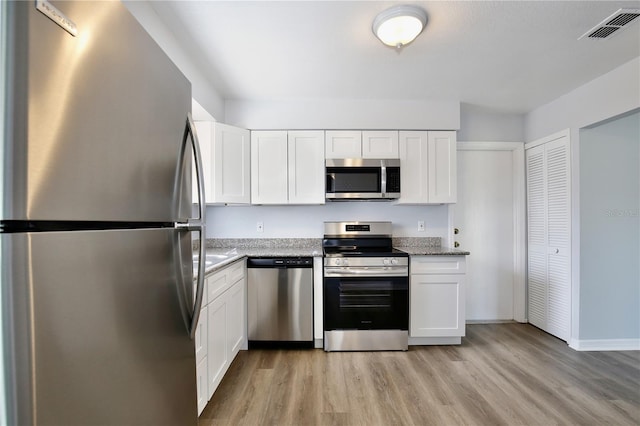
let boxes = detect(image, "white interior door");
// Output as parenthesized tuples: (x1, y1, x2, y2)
(454, 143, 525, 322)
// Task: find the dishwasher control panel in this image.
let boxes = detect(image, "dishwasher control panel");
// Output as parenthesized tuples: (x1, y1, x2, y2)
(247, 257, 313, 268)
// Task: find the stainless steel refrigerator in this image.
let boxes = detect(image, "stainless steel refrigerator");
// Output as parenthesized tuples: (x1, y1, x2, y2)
(1, 1, 207, 424)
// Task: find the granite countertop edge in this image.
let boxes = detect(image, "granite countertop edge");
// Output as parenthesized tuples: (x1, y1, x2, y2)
(199, 247, 323, 275)
(197, 240, 469, 275)
(395, 246, 471, 256)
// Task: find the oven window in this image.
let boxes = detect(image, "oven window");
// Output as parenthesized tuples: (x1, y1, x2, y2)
(324, 276, 408, 330)
(326, 168, 381, 193)
(339, 281, 395, 310)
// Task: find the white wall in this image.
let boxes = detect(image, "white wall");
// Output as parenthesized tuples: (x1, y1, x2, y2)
(525, 57, 640, 143)
(458, 104, 525, 142)
(525, 56, 640, 349)
(224, 99, 460, 130)
(123, 1, 225, 120)
(206, 203, 448, 239)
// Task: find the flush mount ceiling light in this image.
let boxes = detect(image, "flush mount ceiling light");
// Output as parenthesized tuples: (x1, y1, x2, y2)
(372, 5, 428, 49)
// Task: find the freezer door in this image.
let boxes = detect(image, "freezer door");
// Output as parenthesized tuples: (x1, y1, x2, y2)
(2, 1, 191, 222)
(2, 228, 197, 425)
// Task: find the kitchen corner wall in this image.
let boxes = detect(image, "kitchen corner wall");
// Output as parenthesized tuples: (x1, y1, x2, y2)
(205, 203, 448, 239)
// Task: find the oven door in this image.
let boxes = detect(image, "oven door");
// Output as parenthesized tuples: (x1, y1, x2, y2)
(323, 274, 408, 331)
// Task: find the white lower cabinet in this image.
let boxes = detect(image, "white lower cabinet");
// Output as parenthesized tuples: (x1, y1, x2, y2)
(196, 356, 208, 414)
(195, 258, 246, 415)
(410, 256, 466, 339)
(194, 304, 208, 415)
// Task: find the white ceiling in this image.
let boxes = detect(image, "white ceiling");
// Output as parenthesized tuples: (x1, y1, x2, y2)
(150, 0, 640, 114)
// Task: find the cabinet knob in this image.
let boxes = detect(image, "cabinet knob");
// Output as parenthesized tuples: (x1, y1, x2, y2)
(454, 228, 459, 235)
(454, 241, 460, 248)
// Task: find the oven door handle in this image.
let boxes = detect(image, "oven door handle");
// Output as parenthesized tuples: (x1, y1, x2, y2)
(324, 267, 408, 277)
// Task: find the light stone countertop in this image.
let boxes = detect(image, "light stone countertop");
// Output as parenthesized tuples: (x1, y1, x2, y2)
(194, 237, 468, 276)
(395, 246, 470, 256)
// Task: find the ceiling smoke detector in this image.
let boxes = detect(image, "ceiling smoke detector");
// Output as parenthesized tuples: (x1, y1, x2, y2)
(579, 8, 640, 40)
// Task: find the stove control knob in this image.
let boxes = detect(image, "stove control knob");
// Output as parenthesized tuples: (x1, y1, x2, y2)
(334, 258, 342, 266)
(391, 258, 398, 265)
(383, 258, 390, 265)
(342, 259, 349, 266)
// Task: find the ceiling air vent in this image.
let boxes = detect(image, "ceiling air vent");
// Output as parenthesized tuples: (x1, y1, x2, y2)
(579, 8, 640, 40)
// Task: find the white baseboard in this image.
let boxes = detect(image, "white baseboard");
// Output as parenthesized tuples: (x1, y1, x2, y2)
(569, 338, 640, 351)
(409, 336, 462, 345)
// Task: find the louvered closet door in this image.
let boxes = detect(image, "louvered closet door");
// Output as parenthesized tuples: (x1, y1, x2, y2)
(526, 135, 570, 341)
(545, 138, 571, 340)
(527, 145, 547, 330)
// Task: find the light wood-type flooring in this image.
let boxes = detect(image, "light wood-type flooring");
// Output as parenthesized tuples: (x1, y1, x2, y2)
(198, 323, 640, 425)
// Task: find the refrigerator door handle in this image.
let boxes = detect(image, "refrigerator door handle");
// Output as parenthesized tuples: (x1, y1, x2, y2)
(176, 112, 207, 339)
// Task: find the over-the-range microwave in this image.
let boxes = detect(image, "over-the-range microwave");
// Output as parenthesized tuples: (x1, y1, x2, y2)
(325, 159, 401, 200)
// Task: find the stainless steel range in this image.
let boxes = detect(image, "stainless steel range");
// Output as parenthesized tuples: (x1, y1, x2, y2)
(323, 221, 409, 351)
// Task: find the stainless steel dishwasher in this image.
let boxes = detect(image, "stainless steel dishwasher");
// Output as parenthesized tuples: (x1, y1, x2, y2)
(247, 257, 314, 348)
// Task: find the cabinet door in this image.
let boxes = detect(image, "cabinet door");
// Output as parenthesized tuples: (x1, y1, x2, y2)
(226, 278, 245, 360)
(362, 131, 399, 159)
(325, 131, 362, 159)
(207, 295, 228, 400)
(427, 131, 457, 203)
(213, 123, 250, 204)
(398, 131, 429, 203)
(251, 131, 289, 204)
(410, 274, 465, 337)
(288, 131, 325, 204)
(193, 121, 214, 204)
(196, 356, 208, 415)
(194, 305, 208, 363)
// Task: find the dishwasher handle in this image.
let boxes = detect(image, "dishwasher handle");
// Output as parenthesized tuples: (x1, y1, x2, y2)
(247, 257, 313, 268)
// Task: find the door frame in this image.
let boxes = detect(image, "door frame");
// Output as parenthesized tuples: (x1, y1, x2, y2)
(453, 141, 526, 322)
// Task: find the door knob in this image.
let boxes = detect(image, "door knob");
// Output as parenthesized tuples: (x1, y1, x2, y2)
(454, 241, 460, 248)
(454, 228, 459, 235)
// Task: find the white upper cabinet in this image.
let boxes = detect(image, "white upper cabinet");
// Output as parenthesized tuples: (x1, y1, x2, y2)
(428, 131, 457, 203)
(193, 121, 250, 205)
(251, 131, 289, 204)
(325, 130, 399, 159)
(251, 130, 325, 205)
(288, 131, 325, 204)
(398, 130, 457, 204)
(398, 131, 429, 203)
(362, 131, 399, 159)
(325, 131, 362, 159)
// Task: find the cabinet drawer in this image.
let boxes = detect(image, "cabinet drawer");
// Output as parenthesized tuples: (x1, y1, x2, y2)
(207, 269, 229, 303)
(207, 258, 246, 303)
(227, 258, 245, 283)
(410, 256, 466, 274)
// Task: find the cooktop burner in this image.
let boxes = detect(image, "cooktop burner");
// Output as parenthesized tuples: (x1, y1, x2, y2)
(322, 221, 407, 258)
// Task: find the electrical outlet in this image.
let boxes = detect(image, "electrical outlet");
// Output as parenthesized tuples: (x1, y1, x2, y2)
(257, 221, 264, 233)
(418, 220, 425, 232)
